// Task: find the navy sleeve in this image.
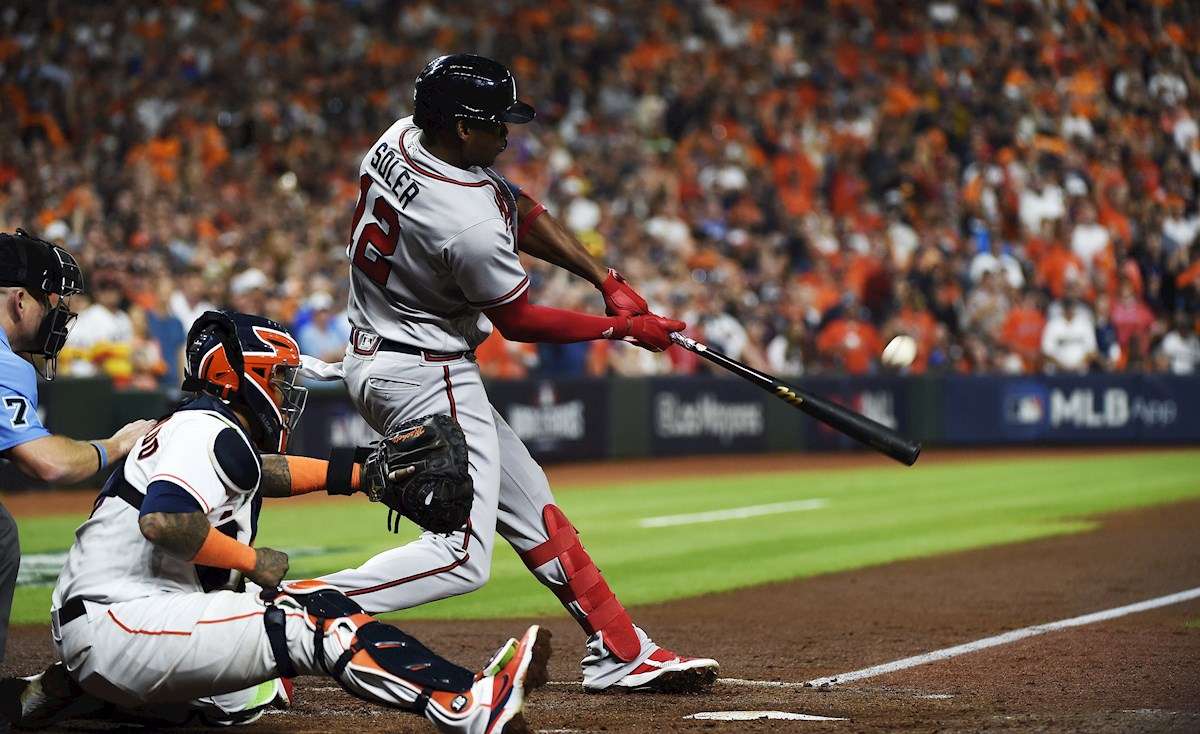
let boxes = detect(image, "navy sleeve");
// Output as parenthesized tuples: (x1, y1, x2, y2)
(211, 427, 261, 493)
(497, 173, 522, 200)
(140, 479, 204, 516)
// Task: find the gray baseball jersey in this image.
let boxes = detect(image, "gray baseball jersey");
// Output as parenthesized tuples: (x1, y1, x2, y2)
(345, 116, 529, 353)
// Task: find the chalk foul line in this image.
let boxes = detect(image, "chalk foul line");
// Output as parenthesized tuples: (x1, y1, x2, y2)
(805, 585, 1200, 687)
(638, 498, 827, 528)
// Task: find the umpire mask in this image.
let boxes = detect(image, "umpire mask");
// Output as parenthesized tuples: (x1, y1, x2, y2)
(0, 229, 84, 380)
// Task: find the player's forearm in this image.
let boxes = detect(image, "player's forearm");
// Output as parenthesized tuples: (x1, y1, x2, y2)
(7, 435, 109, 484)
(486, 292, 621, 343)
(515, 196, 606, 287)
(259, 454, 362, 498)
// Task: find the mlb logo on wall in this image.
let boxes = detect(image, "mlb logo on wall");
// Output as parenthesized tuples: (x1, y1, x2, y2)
(1003, 383, 1048, 428)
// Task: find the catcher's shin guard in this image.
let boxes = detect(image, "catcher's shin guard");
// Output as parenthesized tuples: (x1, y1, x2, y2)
(263, 581, 474, 714)
(519, 505, 640, 661)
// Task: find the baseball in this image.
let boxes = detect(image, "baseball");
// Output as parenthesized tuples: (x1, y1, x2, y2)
(882, 335, 917, 368)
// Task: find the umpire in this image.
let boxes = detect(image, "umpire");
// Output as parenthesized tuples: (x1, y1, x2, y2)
(0, 230, 153, 665)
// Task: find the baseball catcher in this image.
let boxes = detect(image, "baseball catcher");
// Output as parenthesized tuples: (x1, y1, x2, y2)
(1, 311, 548, 733)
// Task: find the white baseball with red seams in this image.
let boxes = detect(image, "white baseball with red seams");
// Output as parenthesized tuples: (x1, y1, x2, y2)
(325, 115, 718, 691)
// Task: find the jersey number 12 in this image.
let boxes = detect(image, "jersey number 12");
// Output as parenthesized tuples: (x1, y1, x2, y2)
(350, 174, 401, 288)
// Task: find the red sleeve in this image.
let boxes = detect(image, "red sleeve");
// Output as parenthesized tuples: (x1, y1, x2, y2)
(485, 290, 624, 343)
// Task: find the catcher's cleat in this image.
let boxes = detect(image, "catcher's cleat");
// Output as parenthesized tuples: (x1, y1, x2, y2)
(581, 631, 718, 693)
(197, 677, 292, 727)
(425, 625, 552, 734)
(0, 662, 105, 730)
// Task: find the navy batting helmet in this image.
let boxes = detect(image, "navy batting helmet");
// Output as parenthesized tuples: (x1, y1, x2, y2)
(413, 54, 535, 130)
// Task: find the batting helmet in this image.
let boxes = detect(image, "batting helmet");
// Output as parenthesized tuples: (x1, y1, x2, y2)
(0, 229, 84, 380)
(413, 54, 535, 130)
(182, 311, 307, 452)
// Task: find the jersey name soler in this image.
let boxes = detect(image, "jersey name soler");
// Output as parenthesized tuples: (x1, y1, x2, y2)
(345, 116, 529, 353)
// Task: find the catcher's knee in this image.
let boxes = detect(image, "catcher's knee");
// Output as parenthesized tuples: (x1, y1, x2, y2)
(262, 581, 473, 701)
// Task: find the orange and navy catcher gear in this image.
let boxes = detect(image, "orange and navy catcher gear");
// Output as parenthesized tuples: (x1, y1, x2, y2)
(182, 311, 307, 452)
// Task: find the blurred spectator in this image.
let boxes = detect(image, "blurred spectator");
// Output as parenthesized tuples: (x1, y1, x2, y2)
(998, 291, 1046, 374)
(1069, 203, 1111, 272)
(169, 272, 217, 333)
(766, 321, 805, 377)
(0, 0, 1196, 382)
(969, 240, 1025, 290)
(1041, 299, 1098, 374)
(476, 332, 537, 380)
(1110, 279, 1156, 366)
(1157, 314, 1200, 374)
(817, 307, 881, 376)
(296, 293, 351, 364)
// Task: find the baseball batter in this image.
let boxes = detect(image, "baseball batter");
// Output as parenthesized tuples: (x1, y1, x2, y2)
(322, 54, 718, 692)
(3, 311, 549, 733)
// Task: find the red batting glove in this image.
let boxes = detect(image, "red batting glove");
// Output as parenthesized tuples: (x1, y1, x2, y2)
(612, 313, 687, 352)
(600, 268, 649, 316)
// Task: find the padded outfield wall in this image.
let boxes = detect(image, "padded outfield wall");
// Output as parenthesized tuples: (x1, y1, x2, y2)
(2, 373, 1197, 488)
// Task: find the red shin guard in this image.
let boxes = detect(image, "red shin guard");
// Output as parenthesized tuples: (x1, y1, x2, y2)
(519, 505, 640, 662)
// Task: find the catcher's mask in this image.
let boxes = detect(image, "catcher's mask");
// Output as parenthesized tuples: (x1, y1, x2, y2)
(182, 310, 307, 452)
(0, 229, 84, 380)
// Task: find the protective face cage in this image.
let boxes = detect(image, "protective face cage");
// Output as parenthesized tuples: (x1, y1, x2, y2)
(183, 311, 308, 452)
(271, 361, 308, 441)
(0, 229, 84, 380)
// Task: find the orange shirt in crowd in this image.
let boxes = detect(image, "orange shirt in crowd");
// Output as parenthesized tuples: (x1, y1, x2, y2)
(475, 332, 534, 380)
(999, 305, 1046, 371)
(1037, 244, 1087, 298)
(890, 307, 937, 373)
(794, 271, 841, 316)
(817, 318, 882, 375)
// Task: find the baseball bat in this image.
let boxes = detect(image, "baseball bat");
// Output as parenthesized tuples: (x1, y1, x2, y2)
(669, 332, 921, 466)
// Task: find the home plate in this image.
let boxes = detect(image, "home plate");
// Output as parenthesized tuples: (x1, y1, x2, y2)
(686, 711, 847, 722)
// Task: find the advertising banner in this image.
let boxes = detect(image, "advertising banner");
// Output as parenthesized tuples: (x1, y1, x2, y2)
(487, 378, 609, 461)
(941, 374, 1200, 444)
(794, 376, 911, 452)
(647, 377, 768, 455)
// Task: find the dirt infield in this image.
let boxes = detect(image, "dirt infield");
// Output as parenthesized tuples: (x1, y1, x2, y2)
(4, 489, 1198, 731)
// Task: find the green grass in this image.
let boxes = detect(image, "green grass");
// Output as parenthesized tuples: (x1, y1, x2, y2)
(1185, 619, 1200, 630)
(10, 449, 1200, 625)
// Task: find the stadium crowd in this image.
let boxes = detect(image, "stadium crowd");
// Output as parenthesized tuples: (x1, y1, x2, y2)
(1, 0, 1199, 388)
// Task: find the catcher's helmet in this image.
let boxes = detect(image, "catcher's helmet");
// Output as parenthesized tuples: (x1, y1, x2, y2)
(182, 311, 307, 452)
(413, 54, 535, 130)
(0, 229, 84, 380)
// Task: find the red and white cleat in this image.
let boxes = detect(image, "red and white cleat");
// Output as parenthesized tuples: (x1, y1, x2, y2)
(581, 629, 718, 693)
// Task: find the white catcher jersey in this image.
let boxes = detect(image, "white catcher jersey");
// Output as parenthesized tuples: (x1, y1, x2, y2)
(53, 403, 261, 607)
(345, 116, 529, 352)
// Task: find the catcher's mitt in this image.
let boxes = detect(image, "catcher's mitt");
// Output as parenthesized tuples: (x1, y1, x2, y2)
(362, 413, 473, 534)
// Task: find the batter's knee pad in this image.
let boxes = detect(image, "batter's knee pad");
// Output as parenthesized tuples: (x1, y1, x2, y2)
(262, 581, 473, 708)
(519, 505, 640, 662)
